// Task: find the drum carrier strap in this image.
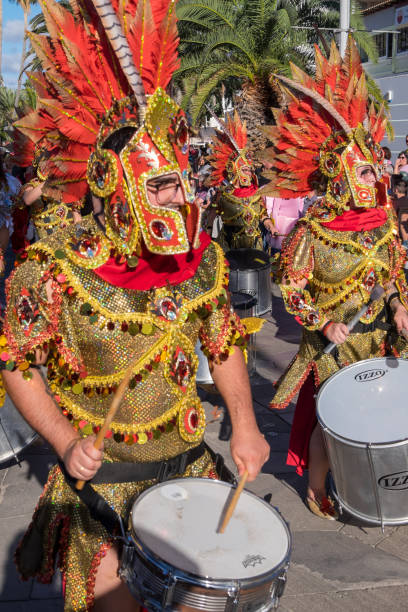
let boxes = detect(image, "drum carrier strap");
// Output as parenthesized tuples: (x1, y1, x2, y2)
(60, 442, 236, 535)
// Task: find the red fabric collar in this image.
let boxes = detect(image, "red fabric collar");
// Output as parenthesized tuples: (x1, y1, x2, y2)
(321, 207, 388, 232)
(233, 184, 258, 198)
(93, 232, 211, 290)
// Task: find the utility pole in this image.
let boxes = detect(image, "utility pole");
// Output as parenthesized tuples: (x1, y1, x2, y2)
(340, 0, 350, 57)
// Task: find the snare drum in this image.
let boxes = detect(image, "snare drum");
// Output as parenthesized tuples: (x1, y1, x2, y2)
(317, 357, 408, 527)
(123, 478, 291, 611)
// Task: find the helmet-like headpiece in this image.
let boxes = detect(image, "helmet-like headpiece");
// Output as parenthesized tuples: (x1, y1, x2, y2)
(260, 38, 389, 216)
(14, 0, 200, 261)
(208, 110, 256, 188)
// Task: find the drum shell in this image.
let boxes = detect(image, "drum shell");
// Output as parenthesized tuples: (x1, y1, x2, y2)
(125, 548, 288, 611)
(126, 478, 291, 611)
(321, 431, 408, 525)
(227, 249, 272, 316)
(316, 357, 408, 525)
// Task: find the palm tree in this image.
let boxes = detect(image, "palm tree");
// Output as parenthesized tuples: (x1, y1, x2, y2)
(175, 0, 383, 151)
(176, 0, 319, 151)
(10, 0, 38, 107)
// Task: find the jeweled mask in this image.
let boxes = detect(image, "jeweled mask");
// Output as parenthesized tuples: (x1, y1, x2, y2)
(226, 150, 255, 188)
(87, 90, 201, 260)
(319, 124, 386, 212)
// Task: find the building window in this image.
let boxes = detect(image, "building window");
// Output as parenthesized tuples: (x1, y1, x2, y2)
(397, 27, 408, 53)
(374, 33, 387, 57)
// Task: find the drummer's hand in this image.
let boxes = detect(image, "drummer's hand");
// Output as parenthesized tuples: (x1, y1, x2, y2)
(230, 428, 270, 482)
(62, 434, 104, 480)
(324, 322, 349, 345)
(392, 302, 408, 335)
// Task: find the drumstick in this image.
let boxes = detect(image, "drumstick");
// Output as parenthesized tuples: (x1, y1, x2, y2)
(75, 358, 138, 490)
(218, 470, 249, 534)
(323, 284, 385, 355)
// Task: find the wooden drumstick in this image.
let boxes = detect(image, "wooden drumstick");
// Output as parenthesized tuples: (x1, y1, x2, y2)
(75, 359, 138, 490)
(218, 470, 249, 534)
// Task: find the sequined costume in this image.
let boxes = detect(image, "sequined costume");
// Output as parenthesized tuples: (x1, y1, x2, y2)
(208, 111, 263, 250)
(2, 0, 251, 609)
(271, 204, 407, 411)
(260, 39, 408, 473)
(4, 216, 246, 610)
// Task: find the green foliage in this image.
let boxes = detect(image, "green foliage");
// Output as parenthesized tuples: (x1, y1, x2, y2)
(175, 0, 388, 151)
(0, 85, 37, 143)
(176, 0, 324, 124)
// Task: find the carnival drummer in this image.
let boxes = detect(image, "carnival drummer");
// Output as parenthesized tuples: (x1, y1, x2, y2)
(0, 0, 269, 610)
(262, 38, 408, 521)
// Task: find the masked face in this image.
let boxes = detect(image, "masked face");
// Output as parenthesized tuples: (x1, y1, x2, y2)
(322, 125, 386, 211)
(341, 141, 379, 208)
(89, 90, 201, 259)
(226, 151, 255, 187)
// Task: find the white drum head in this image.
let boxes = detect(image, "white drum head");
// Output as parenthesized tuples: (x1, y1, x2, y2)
(317, 357, 408, 444)
(131, 478, 290, 581)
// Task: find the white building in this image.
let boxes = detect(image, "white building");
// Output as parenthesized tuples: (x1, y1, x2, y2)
(361, 1, 408, 158)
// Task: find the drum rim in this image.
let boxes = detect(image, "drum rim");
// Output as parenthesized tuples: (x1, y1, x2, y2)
(130, 477, 292, 588)
(0, 432, 39, 464)
(316, 357, 408, 446)
(226, 248, 271, 272)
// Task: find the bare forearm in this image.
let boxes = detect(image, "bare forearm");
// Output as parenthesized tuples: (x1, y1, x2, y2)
(210, 347, 270, 480)
(2, 368, 79, 460)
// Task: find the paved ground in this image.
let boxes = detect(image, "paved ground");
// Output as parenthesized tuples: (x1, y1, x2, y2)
(1, 286, 408, 610)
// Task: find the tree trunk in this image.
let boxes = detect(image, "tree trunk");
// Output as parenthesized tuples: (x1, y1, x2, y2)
(14, 4, 28, 109)
(233, 77, 281, 160)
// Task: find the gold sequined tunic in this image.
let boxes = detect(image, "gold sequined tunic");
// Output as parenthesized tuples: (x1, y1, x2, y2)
(217, 190, 263, 250)
(271, 205, 408, 410)
(3, 217, 246, 611)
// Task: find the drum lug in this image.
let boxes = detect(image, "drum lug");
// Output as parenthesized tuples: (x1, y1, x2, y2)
(225, 582, 240, 611)
(275, 567, 288, 599)
(161, 572, 177, 609)
(118, 543, 135, 584)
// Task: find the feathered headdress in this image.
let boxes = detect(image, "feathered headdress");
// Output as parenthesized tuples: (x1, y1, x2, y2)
(15, 0, 179, 205)
(260, 37, 389, 213)
(208, 110, 255, 188)
(15, 0, 201, 258)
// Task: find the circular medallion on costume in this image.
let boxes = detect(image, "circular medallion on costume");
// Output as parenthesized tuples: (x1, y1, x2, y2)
(319, 152, 341, 178)
(157, 297, 179, 321)
(170, 347, 193, 390)
(150, 219, 174, 241)
(360, 235, 374, 250)
(87, 149, 119, 198)
(69, 233, 102, 259)
(178, 401, 206, 442)
(356, 188, 371, 202)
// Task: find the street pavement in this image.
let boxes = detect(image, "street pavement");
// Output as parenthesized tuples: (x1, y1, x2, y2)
(1, 286, 408, 610)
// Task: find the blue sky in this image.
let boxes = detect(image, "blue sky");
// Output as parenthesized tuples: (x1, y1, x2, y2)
(2, 0, 41, 89)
